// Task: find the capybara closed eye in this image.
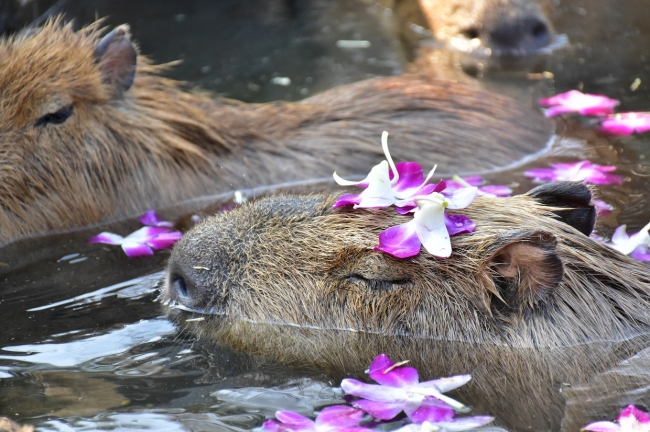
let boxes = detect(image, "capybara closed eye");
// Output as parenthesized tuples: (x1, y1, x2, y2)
(0, 18, 551, 242)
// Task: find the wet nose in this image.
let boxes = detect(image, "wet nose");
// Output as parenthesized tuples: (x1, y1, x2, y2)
(165, 264, 204, 311)
(488, 16, 551, 53)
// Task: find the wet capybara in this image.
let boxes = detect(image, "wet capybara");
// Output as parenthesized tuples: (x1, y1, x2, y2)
(394, 0, 556, 56)
(0, 18, 552, 243)
(164, 182, 650, 431)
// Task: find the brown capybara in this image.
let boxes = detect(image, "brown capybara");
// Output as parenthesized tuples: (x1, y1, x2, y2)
(0, 18, 552, 243)
(392, 0, 556, 56)
(164, 182, 650, 431)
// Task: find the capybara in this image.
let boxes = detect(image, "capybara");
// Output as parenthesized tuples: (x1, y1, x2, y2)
(164, 182, 650, 431)
(0, 18, 552, 243)
(394, 0, 556, 56)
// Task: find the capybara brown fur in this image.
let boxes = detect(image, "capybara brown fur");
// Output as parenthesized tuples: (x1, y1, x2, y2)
(0, 18, 552, 242)
(394, 0, 555, 56)
(165, 182, 650, 430)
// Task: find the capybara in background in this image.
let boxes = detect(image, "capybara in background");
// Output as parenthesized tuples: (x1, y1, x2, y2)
(0, 19, 552, 242)
(165, 182, 650, 431)
(394, 0, 556, 56)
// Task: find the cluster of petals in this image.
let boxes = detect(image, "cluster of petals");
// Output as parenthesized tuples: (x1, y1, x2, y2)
(333, 131, 477, 259)
(263, 406, 372, 432)
(539, 90, 650, 136)
(583, 405, 650, 432)
(607, 221, 650, 261)
(599, 112, 650, 136)
(88, 210, 182, 258)
(538, 90, 619, 118)
(524, 160, 623, 185)
(341, 354, 493, 430)
(263, 354, 493, 432)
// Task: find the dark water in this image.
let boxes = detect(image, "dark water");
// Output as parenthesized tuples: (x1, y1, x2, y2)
(2, 0, 650, 430)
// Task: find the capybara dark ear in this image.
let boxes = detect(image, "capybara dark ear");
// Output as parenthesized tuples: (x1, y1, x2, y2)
(526, 181, 596, 236)
(94, 25, 137, 93)
(486, 229, 563, 312)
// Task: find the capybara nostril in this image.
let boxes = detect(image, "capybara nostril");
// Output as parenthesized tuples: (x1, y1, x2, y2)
(488, 16, 552, 52)
(170, 273, 189, 299)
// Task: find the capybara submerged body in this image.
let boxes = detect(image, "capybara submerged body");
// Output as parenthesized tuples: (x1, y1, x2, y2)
(165, 182, 650, 430)
(0, 19, 551, 242)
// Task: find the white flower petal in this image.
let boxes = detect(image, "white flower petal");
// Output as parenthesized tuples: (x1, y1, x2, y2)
(445, 187, 478, 209)
(414, 200, 452, 257)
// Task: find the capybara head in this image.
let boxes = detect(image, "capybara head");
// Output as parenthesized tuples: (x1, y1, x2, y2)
(166, 181, 650, 345)
(165, 181, 650, 430)
(415, 0, 556, 55)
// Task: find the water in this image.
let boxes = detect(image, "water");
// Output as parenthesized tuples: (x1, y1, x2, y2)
(2, 0, 650, 430)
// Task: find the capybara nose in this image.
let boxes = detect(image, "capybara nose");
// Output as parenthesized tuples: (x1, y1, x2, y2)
(166, 266, 203, 311)
(488, 16, 551, 53)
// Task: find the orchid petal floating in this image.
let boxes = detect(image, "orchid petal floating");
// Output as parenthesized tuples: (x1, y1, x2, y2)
(262, 405, 372, 432)
(89, 220, 182, 258)
(524, 160, 624, 185)
(139, 209, 174, 227)
(341, 354, 470, 423)
(538, 90, 619, 117)
(583, 405, 650, 432)
(607, 222, 650, 261)
(599, 112, 650, 136)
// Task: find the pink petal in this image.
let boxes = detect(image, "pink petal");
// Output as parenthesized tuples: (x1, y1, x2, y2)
(126, 226, 173, 242)
(315, 406, 365, 429)
(524, 168, 558, 182)
(275, 411, 313, 427)
(391, 162, 425, 192)
(584, 172, 624, 186)
(341, 379, 406, 403)
(479, 185, 512, 197)
(599, 112, 650, 136)
(544, 105, 575, 117)
(139, 210, 174, 227)
(122, 241, 154, 258)
(581, 421, 622, 432)
(88, 232, 124, 245)
(445, 214, 475, 237)
(592, 199, 613, 216)
(333, 194, 362, 209)
(147, 231, 183, 250)
(538, 90, 619, 117)
(407, 399, 455, 423)
(433, 416, 496, 431)
(374, 220, 421, 258)
(369, 361, 419, 388)
(262, 419, 285, 432)
(351, 399, 404, 420)
(618, 405, 650, 424)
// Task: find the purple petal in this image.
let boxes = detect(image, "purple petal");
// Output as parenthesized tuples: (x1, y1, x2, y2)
(351, 399, 404, 420)
(88, 232, 124, 245)
(543, 105, 575, 117)
(368, 360, 419, 388)
(592, 199, 613, 216)
(333, 194, 362, 209)
(538, 91, 619, 117)
(392, 162, 425, 192)
(125, 226, 173, 242)
(315, 406, 365, 429)
(341, 379, 406, 403)
(395, 204, 417, 214)
(445, 214, 476, 237)
(630, 245, 650, 261)
(122, 241, 154, 258)
(368, 354, 394, 374)
(524, 168, 558, 182)
(611, 225, 630, 244)
(433, 416, 496, 431)
(374, 220, 421, 259)
(275, 411, 313, 427)
(599, 112, 650, 136)
(139, 210, 174, 227)
(147, 231, 183, 250)
(407, 399, 455, 423)
(581, 421, 622, 432)
(262, 419, 285, 432)
(584, 172, 624, 186)
(479, 185, 512, 197)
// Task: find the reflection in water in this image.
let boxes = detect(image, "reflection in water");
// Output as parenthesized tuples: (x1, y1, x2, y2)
(1, 0, 650, 431)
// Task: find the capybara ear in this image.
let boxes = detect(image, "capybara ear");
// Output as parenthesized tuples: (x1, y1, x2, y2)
(526, 181, 596, 236)
(486, 229, 563, 312)
(94, 25, 137, 93)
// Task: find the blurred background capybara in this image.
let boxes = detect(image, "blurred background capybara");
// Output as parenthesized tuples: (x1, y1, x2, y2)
(0, 19, 552, 242)
(165, 182, 650, 430)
